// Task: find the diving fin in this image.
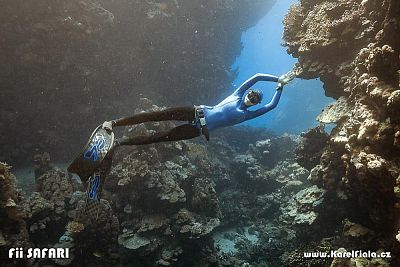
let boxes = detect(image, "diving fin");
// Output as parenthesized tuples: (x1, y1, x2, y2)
(68, 125, 114, 183)
(83, 150, 113, 220)
(84, 171, 104, 219)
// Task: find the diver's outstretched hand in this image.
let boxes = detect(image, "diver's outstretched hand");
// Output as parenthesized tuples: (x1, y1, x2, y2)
(278, 70, 296, 86)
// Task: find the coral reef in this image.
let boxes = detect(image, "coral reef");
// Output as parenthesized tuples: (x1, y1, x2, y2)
(0, 0, 400, 267)
(295, 126, 329, 171)
(102, 99, 221, 265)
(210, 127, 317, 266)
(36, 169, 73, 209)
(280, 185, 326, 226)
(1, 97, 321, 266)
(2, 0, 399, 265)
(71, 196, 120, 263)
(3, 0, 399, 265)
(9, 94, 395, 265)
(0, 162, 30, 264)
(232, 135, 299, 193)
(283, 0, 400, 265)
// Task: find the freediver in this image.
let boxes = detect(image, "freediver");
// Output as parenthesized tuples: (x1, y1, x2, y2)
(102, 71, 296, 144)
(64, 70, 296, 229)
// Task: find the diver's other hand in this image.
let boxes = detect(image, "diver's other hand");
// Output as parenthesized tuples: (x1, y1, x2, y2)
(102, 120, 114, 132)
(278, 70, 296, 85)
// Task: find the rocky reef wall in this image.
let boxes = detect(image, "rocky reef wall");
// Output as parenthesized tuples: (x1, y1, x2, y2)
(3, 0, 400, 265)
(283, 0, 400, 265)
(5, 96, 397, 266)
(1, 98, 304, 266)
(0, 0, 275, 165)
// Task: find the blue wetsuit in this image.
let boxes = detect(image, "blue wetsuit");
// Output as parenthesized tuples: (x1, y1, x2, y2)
(201, 73, 282, 131)
(112, 73, 283, 146)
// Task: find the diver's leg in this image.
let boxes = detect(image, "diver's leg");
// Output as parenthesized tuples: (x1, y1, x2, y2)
(114, 106, 195, 127)
(116, 124, 201, 146)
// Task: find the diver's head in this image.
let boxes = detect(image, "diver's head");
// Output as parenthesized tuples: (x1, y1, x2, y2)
(244, 89, 263, 107)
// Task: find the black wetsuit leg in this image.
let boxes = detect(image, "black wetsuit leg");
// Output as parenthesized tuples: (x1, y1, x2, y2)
(113, 106, 201, 145)
(113, 106, 195, 126)
(118, 124, 201, 146)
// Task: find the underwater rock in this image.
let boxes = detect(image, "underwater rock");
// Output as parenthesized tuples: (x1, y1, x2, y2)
(295, 126, 329, 171)
(139, 166, 188, 204)
(284, 0, 376, 97)
(25, 192, 53, 218)
(102, 99, 221, 265)
(191, 177, 221, 218)
(284, 0, 400, 265)
(0, 163, 20, 215)
(265, 160, 309, 192)
(24, 189, 71, 249)
(233, 153, 280, 192)
(317, 97, 351, 124)
(156, 246, 183, 266)
(232, 134, 300, 194)
(118, 229, 151, 250)
(219, 189, 257, 226)
(72, 197, 120, 258)
(33, 167, 74, 226)
(175, 208, 220, 238)
(214, 132, 313, 265)
(281, 185, 326, 226)
(137, 214, 169, 233)
(212, 132, 322, 266)
(342, 219, 372, 239)
(0, 162, 31, 263)
(112, 154, 151, 186)
(248, 134, 299, 168)
(36, 168, 73, 205)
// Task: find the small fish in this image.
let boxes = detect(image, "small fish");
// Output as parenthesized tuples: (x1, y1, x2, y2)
(93, 251, 102, 258)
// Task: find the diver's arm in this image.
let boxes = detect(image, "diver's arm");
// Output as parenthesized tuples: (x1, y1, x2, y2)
(246, 86, 283, 120)
(233, 73, 279, 97)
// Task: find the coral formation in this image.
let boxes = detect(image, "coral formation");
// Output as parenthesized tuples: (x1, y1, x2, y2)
(280, 185, 326, 226)
(0, 162, 30, 264)
(6, 91, 396, 265)
(103, 99, 222, 265)
(0, 98, 316, 266)
(295, 126, 329, 171)
(36, 169, 73, 209)
(283, 0, 400, 265)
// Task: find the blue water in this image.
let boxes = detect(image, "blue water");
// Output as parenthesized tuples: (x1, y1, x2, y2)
(231, 0, 334, 134)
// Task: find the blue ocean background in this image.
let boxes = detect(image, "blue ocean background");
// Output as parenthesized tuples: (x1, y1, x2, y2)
(230, 0, 333, 134)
